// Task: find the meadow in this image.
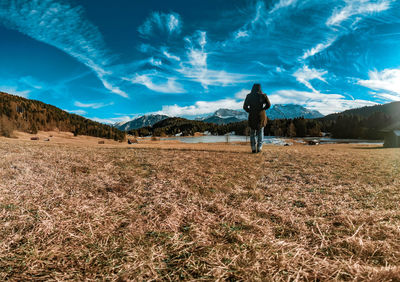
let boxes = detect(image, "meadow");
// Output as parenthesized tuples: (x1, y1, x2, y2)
(1, 132, 400, 281)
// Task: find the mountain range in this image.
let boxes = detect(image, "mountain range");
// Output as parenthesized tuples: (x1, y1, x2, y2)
(115, 104, 324, 130)
(115, 114, 169, 131)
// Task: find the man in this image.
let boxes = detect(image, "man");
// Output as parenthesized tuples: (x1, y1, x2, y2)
(243, 83, 271, 153)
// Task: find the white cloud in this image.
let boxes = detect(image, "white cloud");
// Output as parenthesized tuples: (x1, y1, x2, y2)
(162, 50, 181, 61)
(269, 0, 297, 14)
(0, 75, 50, 98)
(373, 93, 400, 101)
(167, 13, 180, 32)
(269, 89, 377, 115)
(65, 109, 87, 115)
(235, 89, 251, 99)
(302, 37, 337, 60)
(235, 30, 249, 39)
(326, 0, 391, 27)
(126, 74, 185, 94)
(0, 86, 30, 98)
(183, 31, 209, 88)
(155, 98, 244, 117)
(138, 11, 182, 36)
(149, 57, 163, 66)
(358, 68, 400, 100)
(18, 76, 44, 90)
(293, 65, 328, 93)
(74, 101, 114, 109)
(187, 48, 207, 68)
(98, 75, 128, 98)
(232, 0, 297, 42)
(185, 31, 207, 68)
(0, 0, 128, 97)
(232, 1, 268, 41)
(178, 67, 246, 89)
(181, 31, 247, 89)
(156, 88, 377, 117)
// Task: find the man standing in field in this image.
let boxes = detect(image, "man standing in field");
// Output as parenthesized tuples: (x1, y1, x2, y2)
(243, 83, 271, 153)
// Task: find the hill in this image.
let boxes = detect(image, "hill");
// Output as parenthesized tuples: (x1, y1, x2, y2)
(317, 101, 400, 139)
(0, 91, 125, 141)
(322, 101, 400, 120)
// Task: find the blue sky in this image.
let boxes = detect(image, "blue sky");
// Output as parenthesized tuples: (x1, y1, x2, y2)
(1, 0, 400, 123)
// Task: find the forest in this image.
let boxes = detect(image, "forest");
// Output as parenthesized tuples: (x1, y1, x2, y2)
(128, 117, 325, 138)
(0, 92, 126, 141)
(129, 102, 400, 139)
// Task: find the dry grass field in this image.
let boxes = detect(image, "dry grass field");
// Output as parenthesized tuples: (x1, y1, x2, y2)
(1, 132, 400, 281)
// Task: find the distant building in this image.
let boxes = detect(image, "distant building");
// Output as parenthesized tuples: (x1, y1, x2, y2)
(384, 130, 400, 148)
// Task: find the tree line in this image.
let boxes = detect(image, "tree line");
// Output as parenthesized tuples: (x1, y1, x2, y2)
(127, 117, 324, 138)
(128, 109, 397, 140)
(0, 92, 126, 141)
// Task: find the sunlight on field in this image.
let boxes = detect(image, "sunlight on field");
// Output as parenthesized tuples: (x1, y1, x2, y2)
(1, 135, 399, 280)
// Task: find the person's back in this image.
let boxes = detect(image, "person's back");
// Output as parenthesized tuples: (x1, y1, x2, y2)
(243, 84, 271, 153)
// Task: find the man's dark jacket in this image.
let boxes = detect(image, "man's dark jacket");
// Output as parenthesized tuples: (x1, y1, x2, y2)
(243, 87, 271, 130)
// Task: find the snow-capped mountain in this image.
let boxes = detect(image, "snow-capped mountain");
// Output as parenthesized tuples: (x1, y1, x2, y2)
(198, 105, 323, 124)
(116, 105, 324, 130)
(198, 108, 248, 124)
(213, 108, 248, 120)
(267, 104, 324, 120)
(114, 114, 169, 131)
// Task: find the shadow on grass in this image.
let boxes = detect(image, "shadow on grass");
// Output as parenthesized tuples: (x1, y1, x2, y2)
(124, 146, 251, 155)
(352, 146, 386, 150)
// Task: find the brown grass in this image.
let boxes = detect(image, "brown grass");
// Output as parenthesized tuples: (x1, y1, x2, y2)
(1, 132, 400, 280)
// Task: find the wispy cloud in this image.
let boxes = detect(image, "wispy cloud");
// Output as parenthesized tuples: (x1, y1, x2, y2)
(269, 0, 298, 14)
(74, 101, 114, 109)
(185, 31, 207, 68)
(232, 0, 297, 42)
(302, 37, 337, 60)
(293, 65, 328, 93)
(234, 30, 249, 39)
(358, 68, 400, 100)
(301, 0, 392, 62)
(65, 109, 87, 115)
(148, 57, 163, 66)
(125, 73, 185, 94)
(98, 75, 128, 98)
(162, 49, 181, 61)
(0, 85, 30, 98)
(0, 0, 128, 97)
(0, 75, 49, 98)
(180, 31, 247, 89)
(138, 11, 182, 37)
(326, 0, 391, 27)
